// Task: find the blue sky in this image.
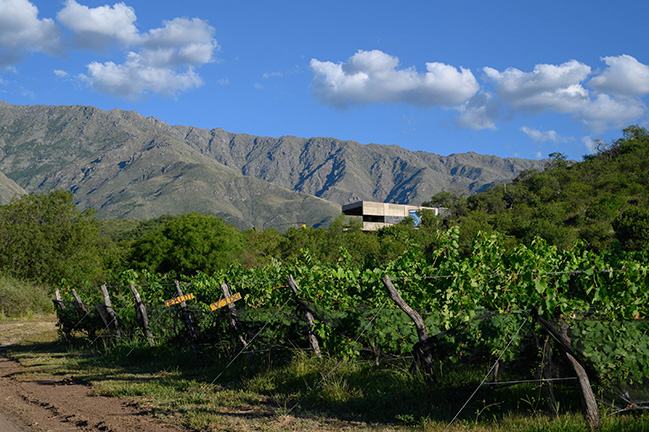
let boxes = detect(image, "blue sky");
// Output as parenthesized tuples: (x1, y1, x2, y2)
(1, 0, 648, 161)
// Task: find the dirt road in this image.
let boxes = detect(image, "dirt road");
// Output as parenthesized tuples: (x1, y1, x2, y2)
(0, 318, 185, 432)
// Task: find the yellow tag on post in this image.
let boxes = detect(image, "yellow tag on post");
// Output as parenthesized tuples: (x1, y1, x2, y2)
(164, 293, 195, 307)
(209, 292, 242, 310)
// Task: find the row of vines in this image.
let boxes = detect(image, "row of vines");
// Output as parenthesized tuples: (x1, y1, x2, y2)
(56, 227, 649, 424)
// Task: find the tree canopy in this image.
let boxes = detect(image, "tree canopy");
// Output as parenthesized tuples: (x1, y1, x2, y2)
(425, 125, 649, 253)
(0, 190, 104, 286)
(128, 212, 245, 275)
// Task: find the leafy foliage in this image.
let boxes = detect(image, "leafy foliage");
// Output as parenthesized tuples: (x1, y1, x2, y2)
(0, 190, 105, 286)
(128, 212, 244, 275)
(431, 126, 649, 253)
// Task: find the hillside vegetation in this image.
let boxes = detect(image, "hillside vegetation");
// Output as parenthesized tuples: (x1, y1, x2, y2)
(426, 125, 649, 253)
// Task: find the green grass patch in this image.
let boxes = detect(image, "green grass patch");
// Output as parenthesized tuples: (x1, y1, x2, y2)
(6, 329, 649, 432)
(0, 275, 53, 319)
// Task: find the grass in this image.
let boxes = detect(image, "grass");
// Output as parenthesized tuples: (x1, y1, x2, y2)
(5, 323, 649, 432)
(0, 274, 53, 319)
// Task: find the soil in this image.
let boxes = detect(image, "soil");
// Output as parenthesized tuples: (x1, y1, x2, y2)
(0, 318, 186, 432)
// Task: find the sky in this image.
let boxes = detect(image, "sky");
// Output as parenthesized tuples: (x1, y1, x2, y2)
(1, 0, 648, 161)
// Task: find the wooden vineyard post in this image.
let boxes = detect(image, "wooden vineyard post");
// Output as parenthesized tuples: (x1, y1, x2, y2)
(53, 288, 72, 341)
(174, 280, 198, 347)
(71, 289, 95, 338)
(97, 285, 121, 337)
(540, 335, 558, 416)
(53, 288, 65, 310)
(130, 284, 154, 346)
(220, 282, 248, 348)
(287, 275, 321, 357)
(381, 275, 433, 372)
(71, 288, 89, 316)
(535, 313, 601, 431)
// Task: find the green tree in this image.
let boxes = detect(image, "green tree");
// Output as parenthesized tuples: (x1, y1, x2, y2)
(612, 207, 649, 252)
(0, 190, 104, 286)
(128, 212, 244, 275)
(240, 227, 283, 268)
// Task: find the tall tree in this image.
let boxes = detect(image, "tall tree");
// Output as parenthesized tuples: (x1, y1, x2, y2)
(129, 212, 244, 275)
(0, 190, 104, 286)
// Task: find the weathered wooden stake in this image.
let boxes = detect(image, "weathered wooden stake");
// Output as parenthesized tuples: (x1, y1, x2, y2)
(220, 282, 248, 348)
(130, 284, 154, 346)
(175, 280, 197, 346)
(53, 288, 65, 310)
(287, 275, 321, 357)
(99, 285, 121, 337)
(71, 288, 95, 338)
(535, 314, 601, 430)
(53, 288, 72, 341)
(381, 275, 433, 371)
(71, 288, 89, 316)
(541, 335, 557, 416)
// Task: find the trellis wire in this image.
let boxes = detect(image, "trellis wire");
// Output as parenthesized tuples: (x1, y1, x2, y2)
(198, 294, 293, 398)
(284, 297, 390, 416)
(443, 316, 529, 432)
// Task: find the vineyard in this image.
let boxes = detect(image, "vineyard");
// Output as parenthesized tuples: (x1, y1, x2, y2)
(54, 228, 649, 430)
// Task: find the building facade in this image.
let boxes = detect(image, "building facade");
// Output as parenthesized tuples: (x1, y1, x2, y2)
(342, 201, 445, 231)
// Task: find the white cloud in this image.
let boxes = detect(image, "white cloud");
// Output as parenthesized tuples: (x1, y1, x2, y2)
(456, 92, 498, 130)
(67, 5, 218, 100)
(520, 126, 569, 143)
(310, 49, 479, 108)
(263, 71, 283, 79)
(480, 57, 649, 132)
(579, 93, 645, 132)
(142, 17, 217, 67)
(582, 135, 596, 153)
(53, 69, 68, 78)
(57, 0, 140, 49)
(589, 54, 649, 97)
(483, 60, 591, 113)
(0, 0, 60, 68)
(81, 53, 203, 100)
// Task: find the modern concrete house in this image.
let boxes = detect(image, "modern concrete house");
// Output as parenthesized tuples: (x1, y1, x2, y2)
(342, 200, 445, 231)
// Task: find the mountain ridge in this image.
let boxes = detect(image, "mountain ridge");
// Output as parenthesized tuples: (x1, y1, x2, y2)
(0, 101, 547, 229)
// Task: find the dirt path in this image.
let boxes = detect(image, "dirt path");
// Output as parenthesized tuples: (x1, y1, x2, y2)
(0, 319, 186, 432)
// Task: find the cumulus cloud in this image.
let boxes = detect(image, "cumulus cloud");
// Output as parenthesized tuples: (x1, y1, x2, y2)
(311, 52, 649, 133)
(589, 54, 649, 97)
(579, 93, 646, 132)
(483, 60, 591, 113)
(0, 1, 218, 99)
(81, 53, 203, 99)
(310, 50, 479, 108)
(456, 92, 498, 130)
(68, 5, 217, 100)
(57, 0, 140, 49)
(0, 0, 61, 68)
(53, 69, 68, 78)
(142, 17, 218, 67)
(520, 126, 569, 143)
(479, 55, 649, 132)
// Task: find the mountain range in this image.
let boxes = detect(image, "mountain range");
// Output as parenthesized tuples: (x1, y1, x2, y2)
(0, 101, 546, 230)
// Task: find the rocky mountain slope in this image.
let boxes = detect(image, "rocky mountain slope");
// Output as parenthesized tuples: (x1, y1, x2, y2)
(169, 126, 545, 206)
(0, 101, 546, 229)
(0, 168, 25, 203)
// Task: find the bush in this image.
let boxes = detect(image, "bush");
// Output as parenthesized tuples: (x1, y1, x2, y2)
(0, 275, 53, 318)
